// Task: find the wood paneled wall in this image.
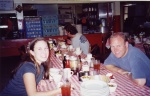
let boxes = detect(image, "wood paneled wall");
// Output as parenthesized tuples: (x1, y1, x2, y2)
(0, 33, 110, 57)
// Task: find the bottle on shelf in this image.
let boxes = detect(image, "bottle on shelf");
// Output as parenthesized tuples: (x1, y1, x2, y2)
(82, 3, 98, 33)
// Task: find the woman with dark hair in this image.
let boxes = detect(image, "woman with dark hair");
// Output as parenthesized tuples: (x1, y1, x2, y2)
(64, 23, 90, 55)
(0, 38, 61, 96)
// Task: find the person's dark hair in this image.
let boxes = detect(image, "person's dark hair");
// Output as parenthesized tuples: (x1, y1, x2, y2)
(12, 37, 50, 79)
(64, 23, 78, 35)
(64, 22, 72, 29)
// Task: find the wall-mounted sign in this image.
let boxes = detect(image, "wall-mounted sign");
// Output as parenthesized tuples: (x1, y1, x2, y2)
(0, 0, 14, 10)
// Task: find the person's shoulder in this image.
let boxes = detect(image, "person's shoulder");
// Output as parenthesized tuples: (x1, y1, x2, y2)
(76, 33, 82, 36)
(104, 53, 115, 64)
(21, 62, 35, 69)
(22, 61, 34, 66)
(128, 44, 142, 53)
(128, 44, 148, 59)
(20, 62, 36, 73)
(73, 33, 82, 39)
(107, 53, 118, 61)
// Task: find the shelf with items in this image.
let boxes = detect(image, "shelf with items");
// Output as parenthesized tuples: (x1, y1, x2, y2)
(82, 3, 99, 34)
(24, 17, 43, 38)
(42, 15, 59, 37)
(59, 14, 72, 19)
(58, 4, 75, 25)
(58, 6, 74, 15)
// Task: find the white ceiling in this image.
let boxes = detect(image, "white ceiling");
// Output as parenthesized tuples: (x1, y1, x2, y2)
(14, 0, 102, 4)
(14, 0, 149, 4)
(13, 0, 121, 4)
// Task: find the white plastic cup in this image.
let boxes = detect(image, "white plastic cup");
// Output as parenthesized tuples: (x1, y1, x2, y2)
(82, 65, 90, 71)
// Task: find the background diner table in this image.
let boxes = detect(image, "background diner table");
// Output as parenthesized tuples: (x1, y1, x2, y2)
(37, 50, 150, 96)
(106, 38, 145, 54)
(135, 43, 145, 53)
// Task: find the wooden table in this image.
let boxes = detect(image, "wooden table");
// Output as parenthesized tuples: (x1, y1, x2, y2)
(37, 50, 150, 96)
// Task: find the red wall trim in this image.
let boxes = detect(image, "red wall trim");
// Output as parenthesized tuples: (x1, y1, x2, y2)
(113, 15, 121, 32)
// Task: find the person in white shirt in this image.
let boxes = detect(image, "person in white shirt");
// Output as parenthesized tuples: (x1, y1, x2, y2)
(64, 24, 90, 55)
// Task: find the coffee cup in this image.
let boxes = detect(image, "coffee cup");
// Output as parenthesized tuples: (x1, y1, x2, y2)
(49, 68, 60, 75)
(49, 68, 60, 80)
(63, 68, 74, 80)
(68, 45, 73, 50)
(87, 53, 92, 59)
(53, 74, 62, 85)
(82, 65, 90, 72)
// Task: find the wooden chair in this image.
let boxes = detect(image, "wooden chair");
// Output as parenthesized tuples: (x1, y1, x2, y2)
(143, 43, 150, 59)
(18, 45, 29, 61)
(91, 44, 101, 60)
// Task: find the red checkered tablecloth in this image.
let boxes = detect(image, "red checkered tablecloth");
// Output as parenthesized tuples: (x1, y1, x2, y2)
(37, 50, 150, 96)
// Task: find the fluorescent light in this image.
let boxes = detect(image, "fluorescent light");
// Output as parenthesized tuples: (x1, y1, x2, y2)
(0, 25, 8, 28)
(124, 4, 136, 7)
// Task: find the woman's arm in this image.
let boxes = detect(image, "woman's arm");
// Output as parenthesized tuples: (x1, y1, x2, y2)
(23, 73, 61, 96)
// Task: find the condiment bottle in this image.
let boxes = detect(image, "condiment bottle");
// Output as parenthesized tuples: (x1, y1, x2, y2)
(77, 55, 82, 72)
(63, 55, 66, 68)
(48, 40, 53, 49)
(70, 56, 77, 75)
(65, 55, 70, 68)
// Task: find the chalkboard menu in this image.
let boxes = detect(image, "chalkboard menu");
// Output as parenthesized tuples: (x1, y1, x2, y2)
(0, 0, 14, 10)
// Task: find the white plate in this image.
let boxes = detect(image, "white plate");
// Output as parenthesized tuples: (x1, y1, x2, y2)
(81, 92, 109, 96)
(80, 80, 110, 96)
(81, 89, 109, 96)
(81, 80, 108, 90)
(135, 41, 142, 44)
(146, 42, 150, 44)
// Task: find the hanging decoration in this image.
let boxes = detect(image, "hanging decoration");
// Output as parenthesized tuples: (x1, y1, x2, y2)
(15, 5, 23, 13)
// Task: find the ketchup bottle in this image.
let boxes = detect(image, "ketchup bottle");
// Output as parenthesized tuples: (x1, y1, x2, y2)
(65, 56, 70, 68)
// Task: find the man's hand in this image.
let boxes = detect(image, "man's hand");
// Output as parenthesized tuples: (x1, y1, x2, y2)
(66, 39, 71, 45)
(117, 69, 130, 75)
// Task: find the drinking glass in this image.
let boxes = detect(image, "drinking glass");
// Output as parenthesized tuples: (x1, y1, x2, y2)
(61, 82, 71, 96)
(93, 60, 101, 74)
